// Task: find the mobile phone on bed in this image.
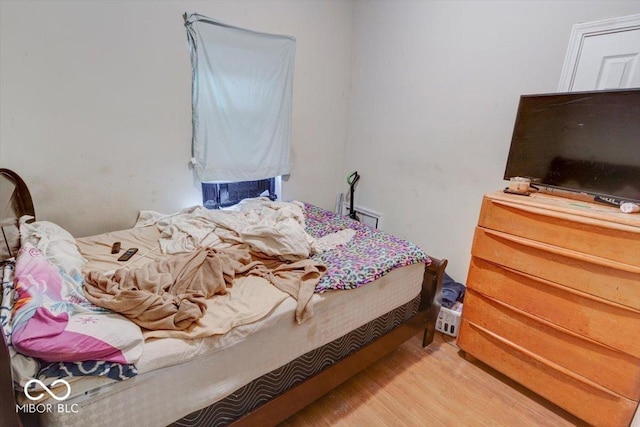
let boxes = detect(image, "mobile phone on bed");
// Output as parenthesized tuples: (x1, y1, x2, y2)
(117, 248, 138, 261)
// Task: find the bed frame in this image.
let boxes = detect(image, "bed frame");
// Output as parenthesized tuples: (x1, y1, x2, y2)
(0, 168, 447, 427)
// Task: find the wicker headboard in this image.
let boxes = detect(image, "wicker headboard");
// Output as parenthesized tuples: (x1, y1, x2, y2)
(0, 169, 35, 262)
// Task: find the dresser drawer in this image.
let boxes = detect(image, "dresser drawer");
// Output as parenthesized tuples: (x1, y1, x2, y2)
(478, 197, 640, 268)
(467, 256, 640, 359)
(462, 289, 640, 400)
(458, 319, 638, 427)
(471, 227, 640, 311)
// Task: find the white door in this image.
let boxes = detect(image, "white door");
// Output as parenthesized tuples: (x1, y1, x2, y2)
(558, 14, 640, 91)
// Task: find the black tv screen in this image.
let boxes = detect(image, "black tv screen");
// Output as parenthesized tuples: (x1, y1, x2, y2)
(504, 89, 640, 204)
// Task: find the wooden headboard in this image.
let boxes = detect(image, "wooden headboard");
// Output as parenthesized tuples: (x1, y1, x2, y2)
(1, 169, 35, 427)
(1, 169, 35, 261)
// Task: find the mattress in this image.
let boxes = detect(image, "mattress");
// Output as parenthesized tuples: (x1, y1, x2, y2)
(40, 262, 424, 427)
(11, 201, 428, 426)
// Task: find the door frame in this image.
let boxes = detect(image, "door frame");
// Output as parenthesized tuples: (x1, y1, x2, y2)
(558, 14, 640, 91)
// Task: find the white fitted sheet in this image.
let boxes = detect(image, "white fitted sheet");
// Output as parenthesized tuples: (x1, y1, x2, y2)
(40, 262, 424, 427)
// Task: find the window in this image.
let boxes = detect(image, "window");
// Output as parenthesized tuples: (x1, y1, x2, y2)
(183, 13, 296, 188)
(202, 178, 277, 209)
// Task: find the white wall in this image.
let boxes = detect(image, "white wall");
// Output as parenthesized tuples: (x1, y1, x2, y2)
(345, 0, 640, 281)
(0, 0, 353, 236)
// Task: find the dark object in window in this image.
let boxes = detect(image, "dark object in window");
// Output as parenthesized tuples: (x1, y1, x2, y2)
(202, 178, 276, 209)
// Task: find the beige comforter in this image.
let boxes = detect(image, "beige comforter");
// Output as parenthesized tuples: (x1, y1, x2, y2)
(84, 245, 326, 331)
(133, 198, 353, 260)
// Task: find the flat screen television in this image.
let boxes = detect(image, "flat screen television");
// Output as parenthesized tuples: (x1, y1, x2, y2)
(504, 88, 640, 204)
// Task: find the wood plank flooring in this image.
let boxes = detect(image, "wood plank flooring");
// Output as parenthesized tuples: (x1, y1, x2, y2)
(279, 332, 587, 426)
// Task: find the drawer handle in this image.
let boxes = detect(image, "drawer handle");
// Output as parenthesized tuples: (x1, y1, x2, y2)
(490, 199, 640, 234)
(468, 321, 624, 399)
(481, 228, 640, 275)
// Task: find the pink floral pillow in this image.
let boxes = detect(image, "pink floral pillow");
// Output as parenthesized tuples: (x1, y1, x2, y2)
(11, 243, 143, 364)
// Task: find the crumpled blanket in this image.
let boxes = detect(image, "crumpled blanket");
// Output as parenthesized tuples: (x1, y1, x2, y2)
(84, 245, 326, 330)
(84, 248, 234, 331)
(135, 198, 354, 260)
(142, 276, 288, 340)
(226, 245, 327, 324)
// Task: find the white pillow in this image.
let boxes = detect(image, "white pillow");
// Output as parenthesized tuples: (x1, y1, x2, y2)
(19, 216, 86, 276)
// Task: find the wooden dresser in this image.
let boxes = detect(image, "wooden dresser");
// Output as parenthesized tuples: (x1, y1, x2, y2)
(458, 191, 640, 427)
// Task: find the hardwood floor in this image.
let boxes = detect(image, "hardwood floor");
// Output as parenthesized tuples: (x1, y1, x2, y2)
(279, 332, 587, 426)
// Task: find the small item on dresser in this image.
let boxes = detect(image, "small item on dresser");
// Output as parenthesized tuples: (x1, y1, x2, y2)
(593, 195, 622, 207)
(620, 202, 640, 214)
(117, 248, 138, 261)
(111, 242, 121, 254)
(506, 177, 531, 194)
(503, 188, 530, 196)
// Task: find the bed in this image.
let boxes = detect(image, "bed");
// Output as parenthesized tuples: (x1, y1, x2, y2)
(0, 168, 447, 427)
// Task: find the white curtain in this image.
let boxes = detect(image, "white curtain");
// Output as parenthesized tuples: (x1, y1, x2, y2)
(184, 13, 296, 182)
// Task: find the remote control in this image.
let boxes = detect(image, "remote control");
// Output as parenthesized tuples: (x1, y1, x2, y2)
(117, 248, 138, 261)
